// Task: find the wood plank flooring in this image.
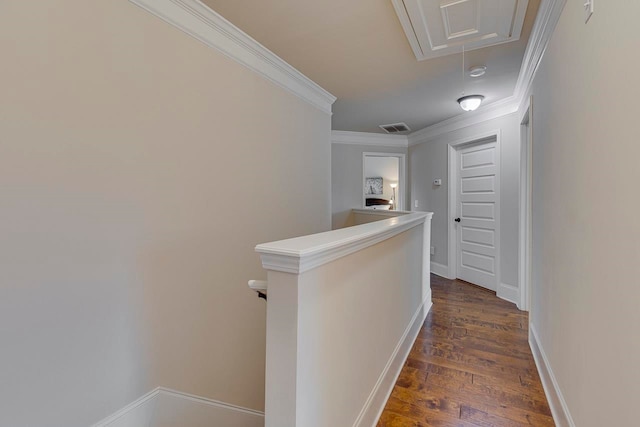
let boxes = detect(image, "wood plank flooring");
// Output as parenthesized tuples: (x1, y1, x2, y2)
(377, 275, 553, 427)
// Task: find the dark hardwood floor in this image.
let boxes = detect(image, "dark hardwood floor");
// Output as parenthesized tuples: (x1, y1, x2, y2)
(377, 275, 554, 427)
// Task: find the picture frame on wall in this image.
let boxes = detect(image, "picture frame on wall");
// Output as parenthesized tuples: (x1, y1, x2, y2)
(365, 177, 383, 195)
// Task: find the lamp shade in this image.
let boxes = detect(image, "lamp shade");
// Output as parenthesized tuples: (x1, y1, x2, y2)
(457, 95, 484, 112)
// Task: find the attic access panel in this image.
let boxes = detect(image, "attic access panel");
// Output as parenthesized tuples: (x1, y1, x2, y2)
(392, 0, 529, 60)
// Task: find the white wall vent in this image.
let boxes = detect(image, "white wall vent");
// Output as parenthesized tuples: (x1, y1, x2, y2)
(379, 122, 411, 134)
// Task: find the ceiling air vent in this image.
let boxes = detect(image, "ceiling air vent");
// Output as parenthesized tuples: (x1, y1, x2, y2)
(379, 122, 411, 134)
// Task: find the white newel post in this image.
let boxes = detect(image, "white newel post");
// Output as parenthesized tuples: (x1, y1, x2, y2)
(255, 212, 433, 427)
(263, 270, 300, 426)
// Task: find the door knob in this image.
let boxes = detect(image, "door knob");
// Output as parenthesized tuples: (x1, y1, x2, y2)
(454, 218, 461, 222)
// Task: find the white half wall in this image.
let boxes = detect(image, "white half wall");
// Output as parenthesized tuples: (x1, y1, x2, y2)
(256, 212, 432, 426)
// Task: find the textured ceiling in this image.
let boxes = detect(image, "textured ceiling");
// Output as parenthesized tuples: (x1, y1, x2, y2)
(202, 0, 540, 133)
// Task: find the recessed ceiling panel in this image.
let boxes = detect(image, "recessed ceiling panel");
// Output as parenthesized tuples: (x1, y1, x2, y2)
(392, 0, 529, 60)
(442, 0, 479, 39)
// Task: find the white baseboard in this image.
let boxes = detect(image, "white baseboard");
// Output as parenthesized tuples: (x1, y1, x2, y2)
(430, 261, 450, 278)
(352, 291, 433, 427)
(497, 282, 520, 306)
(154, 388, 264, 427)
(91, 389, 159, 427)
(529, 326, 575, 427)
(91, 388, 264, 427)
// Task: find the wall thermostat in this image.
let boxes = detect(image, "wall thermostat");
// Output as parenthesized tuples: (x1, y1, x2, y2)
(433, 179, 442, 186)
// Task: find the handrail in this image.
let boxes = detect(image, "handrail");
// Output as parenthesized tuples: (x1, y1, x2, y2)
(255, 211, 432, 274)
(248, 280, 267, 301)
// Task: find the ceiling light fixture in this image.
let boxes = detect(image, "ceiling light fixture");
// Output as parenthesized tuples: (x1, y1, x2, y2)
(457, 46, 485, 112)
(457, 95, 485, 112)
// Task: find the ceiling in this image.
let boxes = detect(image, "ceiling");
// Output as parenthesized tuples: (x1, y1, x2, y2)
(202, 0, 540, 134)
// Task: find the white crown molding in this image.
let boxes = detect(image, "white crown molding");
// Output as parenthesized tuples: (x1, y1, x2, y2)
(128, 0, 336, 114)
(408, 97, 518, 146)
(256, 212, 432, 274)
(332, 130, 409, 148)
(407, 0, 566, 145)
(514, 0, 567, 109)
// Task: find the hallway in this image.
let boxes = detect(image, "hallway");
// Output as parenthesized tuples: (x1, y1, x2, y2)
(377, 275, 553, 426)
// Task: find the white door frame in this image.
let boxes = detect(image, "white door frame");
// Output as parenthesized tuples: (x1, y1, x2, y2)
(362, 152, 407, 210)
(518, 96, 533, 311)
(447, 130, 501, 287)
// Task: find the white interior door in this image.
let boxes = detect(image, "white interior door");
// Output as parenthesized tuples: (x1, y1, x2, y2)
(455, 140, 499, 291)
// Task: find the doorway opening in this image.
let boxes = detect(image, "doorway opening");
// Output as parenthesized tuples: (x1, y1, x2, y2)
(362, 152, 406, 211)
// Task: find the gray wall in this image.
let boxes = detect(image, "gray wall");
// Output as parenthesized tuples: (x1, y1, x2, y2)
(0, 1, 330, 426)
(409, 113, 521, 289)
(527, 2, 640, 425)
(331, 144, 407, 229)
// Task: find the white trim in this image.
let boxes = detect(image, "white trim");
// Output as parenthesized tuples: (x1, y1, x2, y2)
(91, 387, 264, 427)
(447, 145, 457, 280)
(353, 294, 433, 427)
(91, 388, 159, 427)
(497, 283, 519, 305)
(256, 212, 432, 274)
(514, 0, 567, 109)
(362, 152, 407, 211)
(406, 0, 566, 145)
(519, 93, 532, 125)
(529, 326, 576, 427)
(158, 387, 265, 417)
(430, 262, 450, 279)
(447, 130, 501, 290)
(332, 131, 409, 148)
(128, 0, 336, 114)
(389, 0, 425, 62)
(518, 96, 533, 311)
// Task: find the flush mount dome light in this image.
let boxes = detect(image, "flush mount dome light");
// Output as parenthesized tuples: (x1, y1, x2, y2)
(457, 95, 485, 112)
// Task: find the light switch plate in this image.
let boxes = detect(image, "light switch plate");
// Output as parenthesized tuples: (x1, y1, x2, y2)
(414, 200, 419, 208)
(585, 0, 594, 23)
